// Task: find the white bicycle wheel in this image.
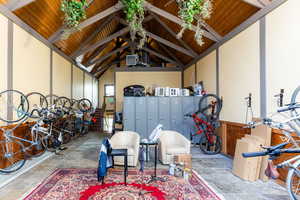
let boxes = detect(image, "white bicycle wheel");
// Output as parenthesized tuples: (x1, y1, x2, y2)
(287, 159, 300, 200)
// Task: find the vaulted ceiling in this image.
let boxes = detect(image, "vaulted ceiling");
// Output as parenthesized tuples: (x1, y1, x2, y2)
(0, 0, 275, 78)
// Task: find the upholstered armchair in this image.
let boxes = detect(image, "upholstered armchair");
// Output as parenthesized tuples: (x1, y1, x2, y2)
(158, 131, 191, 165)
(110, 131, 140, 167)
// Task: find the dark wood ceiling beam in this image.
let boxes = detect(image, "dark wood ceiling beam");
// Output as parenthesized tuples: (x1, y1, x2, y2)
(84, 44, 109, 65)
(145, 31, 195, 57)
(142, 47, 177, 64)
(144, 1, 218, 42)
(157, 43, 184, 67)
(71, 14, 117, 58)
(48, 2, 123, 43)
(184, 0, 288, 69)
(76, 27, 130, 57)
(89, 44, 130, 66)
(5, 0, 35, 11)
(150, 13, 198, 57)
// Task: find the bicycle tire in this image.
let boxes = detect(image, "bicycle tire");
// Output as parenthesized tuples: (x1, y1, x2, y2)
(0, 90, 29, 123)
(199, 133, 222, 155)
(198, 94, 222, 119)
(26, 92, 48, 119)
(56, 96, 72, 113)
(45, 94, 59, 106)
(0, 140, 26, 173)
(290, 86, 300, 128)
(287, 159, 300, 200)
(78, 98, 92, 113)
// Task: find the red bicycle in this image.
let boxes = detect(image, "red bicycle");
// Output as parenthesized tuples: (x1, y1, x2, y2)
(185, 94, 222, 155)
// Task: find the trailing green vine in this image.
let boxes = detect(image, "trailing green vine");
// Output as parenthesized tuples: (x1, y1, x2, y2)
(60, 0, 88, 39)
(121, 0, 146, 49)
(176, 0, 213, 46)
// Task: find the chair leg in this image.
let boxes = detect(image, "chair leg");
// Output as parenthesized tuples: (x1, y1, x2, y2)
(124, 155, 128, 185)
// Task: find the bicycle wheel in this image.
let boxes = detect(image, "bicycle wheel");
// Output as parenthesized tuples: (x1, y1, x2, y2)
(0, 90, 29, 123)
(287, 159, 300, 200)
(0, 140, 26, 173)
(78, 98, 92, 113)
(26, 92, 48, 119)
(45, 94, 59, 107)
(290, 86, 300, 127)
(199, 133, 222, 155)
(199, 94, 222, 119)
(55, 96, 71, 113)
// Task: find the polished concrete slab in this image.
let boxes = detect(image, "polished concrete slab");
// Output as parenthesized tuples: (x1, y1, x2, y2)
(0, 132, 290, 200)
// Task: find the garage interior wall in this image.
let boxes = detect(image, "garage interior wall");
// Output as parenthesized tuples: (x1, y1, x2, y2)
(219, 22, 260, 123)
(266, 0, 300, 113)
(183, 64, 195, 87)
(196, 51, 217, 94)
(52, 52, 72, 98)
(0, 14, 8, 126)
(98, 67, 115, 108)
(84, 73, 93, 104)
(72, 65, 84, 100)
(115, 71, 181, 112)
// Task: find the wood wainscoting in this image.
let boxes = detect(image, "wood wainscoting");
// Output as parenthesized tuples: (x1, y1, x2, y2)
(218, 120, 300, 183)
(0, 122, 35, 169)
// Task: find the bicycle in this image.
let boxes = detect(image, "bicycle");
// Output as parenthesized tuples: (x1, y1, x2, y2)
(184, 94, 222, 155)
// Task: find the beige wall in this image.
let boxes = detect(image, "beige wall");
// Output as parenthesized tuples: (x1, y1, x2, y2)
(219, 22, 260, 123)
(196, 51, 217, 94)
(13, 24, 50, 95)
(266, 0, 300, 113)
(72, 66, 84, 100)
(52, 52, 72, 98)
(98, 67, 114, 107)
(183, 65, 195, 87)
(84, 73, 93, 102)
(92, 78, 99, 107)
(0, 14, 8, 125)
(115, 71, 181, 111)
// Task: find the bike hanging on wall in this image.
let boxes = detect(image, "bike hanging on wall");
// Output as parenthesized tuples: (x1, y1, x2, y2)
(185, 94, 223, 155)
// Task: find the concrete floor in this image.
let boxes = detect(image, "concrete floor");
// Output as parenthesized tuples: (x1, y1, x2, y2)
(0, 131, 290, 200)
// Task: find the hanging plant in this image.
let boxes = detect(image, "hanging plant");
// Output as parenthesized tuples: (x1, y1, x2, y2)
(60, 0, 88, 39)
(121, 0, 146, 49)
(176, 0, 213, 46)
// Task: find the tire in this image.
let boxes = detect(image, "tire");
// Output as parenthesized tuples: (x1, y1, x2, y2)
(199, 133, 222, 155)
(78, 98, 92, 113)
(45, 94, 59, 106)
(287, 159, 300, 200)
(62, 132, 72, 144)
(290, 86, 300, 129)
(0, 90, 29, 123)
(198, 94, 222, 119)
(25, 92, 48, 119)
(0, 140, 26, 173)
(56, 96, 72, 113)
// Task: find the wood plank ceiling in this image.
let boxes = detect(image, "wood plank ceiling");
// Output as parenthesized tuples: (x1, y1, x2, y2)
(0, 0, 267, 78)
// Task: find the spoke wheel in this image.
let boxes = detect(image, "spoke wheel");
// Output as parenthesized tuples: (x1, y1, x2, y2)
(199, 133, 221, 155)
(199, 94, 222, 120)
(0, 140, 26, 173)
(287, 160, 300, 200)
(78, 98, 92, 113)
(26, 92, 48, 119)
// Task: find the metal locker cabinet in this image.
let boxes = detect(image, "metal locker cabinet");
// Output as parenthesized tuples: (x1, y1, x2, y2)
(123, 97, 136, 131)
(170, 97, 183, 134)
(182, 97, 195, 139)
(158, 97, 170, 130)
(147, 97, 159, 138)
(135, 97, 147, 139)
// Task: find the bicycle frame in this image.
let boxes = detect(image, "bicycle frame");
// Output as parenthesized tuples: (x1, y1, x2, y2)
(190, 113, 215, 144)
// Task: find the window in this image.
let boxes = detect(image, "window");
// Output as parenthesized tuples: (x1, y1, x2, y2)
(104, 85, 115, 97)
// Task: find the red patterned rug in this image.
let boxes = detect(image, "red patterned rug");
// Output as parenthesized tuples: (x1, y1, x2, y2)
(23, 168, 224, 200)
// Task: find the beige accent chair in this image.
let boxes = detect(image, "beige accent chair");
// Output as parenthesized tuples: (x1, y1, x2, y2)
(110, 131, 140, 167)
(159, 130, 191, 164)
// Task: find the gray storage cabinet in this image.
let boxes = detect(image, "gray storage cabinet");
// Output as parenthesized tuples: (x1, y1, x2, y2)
(123, 96, 202, 140)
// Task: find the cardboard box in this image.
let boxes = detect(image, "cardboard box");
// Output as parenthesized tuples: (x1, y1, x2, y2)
(174, 154, 192, 169)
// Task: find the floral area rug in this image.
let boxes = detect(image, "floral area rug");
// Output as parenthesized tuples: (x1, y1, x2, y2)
(23, 168, 224, 200)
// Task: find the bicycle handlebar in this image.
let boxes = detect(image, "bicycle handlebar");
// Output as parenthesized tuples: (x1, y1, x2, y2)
(242, 151, 268, 158)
